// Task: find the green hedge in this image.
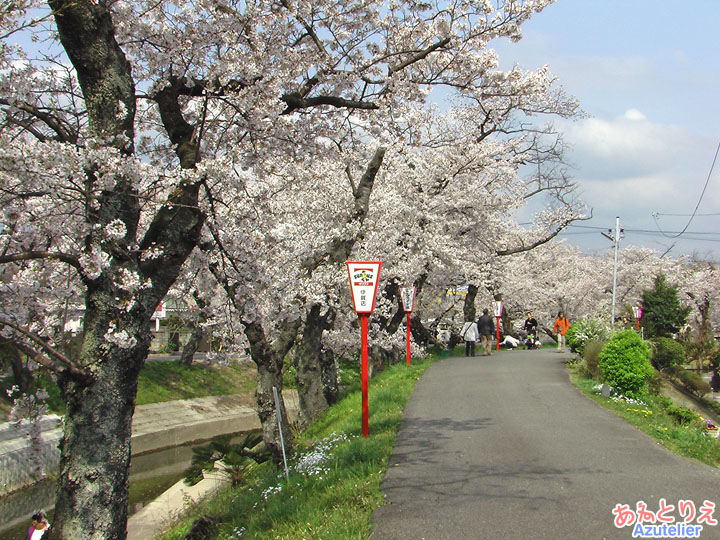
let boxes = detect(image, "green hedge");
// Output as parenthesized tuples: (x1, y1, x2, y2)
(649, 337, 685, 372)
(599, 330, 653, 399)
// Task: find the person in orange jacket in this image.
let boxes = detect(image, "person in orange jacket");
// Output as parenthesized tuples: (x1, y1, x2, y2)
(553, 311, 570, 352)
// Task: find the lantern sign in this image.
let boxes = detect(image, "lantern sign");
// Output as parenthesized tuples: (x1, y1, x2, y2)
(399, 286, 417, 313)
(347, 261, 382, 314)
(151, 301, 166, 331)
(399, 286, 417, 366)
(492, 300, 504, 350)
(346, 261, 383, 438)
(151, 301, 166, 319)
(633, 305, 643, 331)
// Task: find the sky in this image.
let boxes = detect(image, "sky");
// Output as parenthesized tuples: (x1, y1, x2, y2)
(494, 0, 720, 262)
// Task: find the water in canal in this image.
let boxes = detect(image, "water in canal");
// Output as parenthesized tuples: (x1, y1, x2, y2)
(0, 435, 241, 540)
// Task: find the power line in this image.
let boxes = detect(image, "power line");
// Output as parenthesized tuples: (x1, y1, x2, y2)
(566, 224, 720, 236)
(652, 139, 720, 238)
(654, 212, 720, 217)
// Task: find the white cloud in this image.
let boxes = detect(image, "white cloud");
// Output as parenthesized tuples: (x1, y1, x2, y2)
(559, 113, 720, 247)
(561, 114, 707, 181)
(623, 108, 646, 121)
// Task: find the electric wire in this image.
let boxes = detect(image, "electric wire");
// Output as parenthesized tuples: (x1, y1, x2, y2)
(652, 139, 720, 238)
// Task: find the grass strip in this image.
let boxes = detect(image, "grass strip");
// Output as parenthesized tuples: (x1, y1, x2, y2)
(569, 368, 720, 469)
(157, 353, 442, 540)
(1, 360, 257, 420)
(135, 360, 257, 405)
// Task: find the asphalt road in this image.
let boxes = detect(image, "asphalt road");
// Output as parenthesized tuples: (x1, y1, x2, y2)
(371, 348, 720, 540)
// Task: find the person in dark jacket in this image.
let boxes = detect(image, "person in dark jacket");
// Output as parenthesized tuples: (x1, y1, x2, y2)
(523, 312, 537, 336)
(476, 308, 495, 356)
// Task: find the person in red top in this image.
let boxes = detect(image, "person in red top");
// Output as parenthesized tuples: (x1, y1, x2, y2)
(553, 311, 570, 352)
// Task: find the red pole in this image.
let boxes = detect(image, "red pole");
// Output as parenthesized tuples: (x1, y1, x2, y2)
(406, 313, 412, 365)
(637, 319, 641, 331)
(360, 314, 370, 438)
(496, 317, 501, 350)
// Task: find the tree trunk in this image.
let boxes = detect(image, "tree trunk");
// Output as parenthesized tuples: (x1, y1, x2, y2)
(49, 287, 152, 540)
(179, 323, 203, 366)
(294, 304, 335, 426)
(369, 344, 403, 372)
(319, 348, 339, 406)
(2, 342, 34, 394)
(463, 284, 478, 322)
(52, 354, 144, 540)
(410, 315, 438, 348)
(501, 311, 513, 337)
(42, 2, 205, 539)
(243, 319, 299, 462)
(255, 355, 294, 462)
(180, 294, 209, 366)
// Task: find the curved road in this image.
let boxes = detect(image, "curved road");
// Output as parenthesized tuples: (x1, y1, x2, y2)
(372, 348, 720, 539)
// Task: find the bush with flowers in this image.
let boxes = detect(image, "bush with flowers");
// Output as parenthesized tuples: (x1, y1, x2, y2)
(566, 318, 614, 356)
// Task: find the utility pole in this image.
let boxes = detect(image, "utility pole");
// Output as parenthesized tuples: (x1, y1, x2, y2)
(601, 217, 623, 328)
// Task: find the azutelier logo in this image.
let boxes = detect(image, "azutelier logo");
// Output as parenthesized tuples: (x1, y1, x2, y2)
(613, 500, 717, 538)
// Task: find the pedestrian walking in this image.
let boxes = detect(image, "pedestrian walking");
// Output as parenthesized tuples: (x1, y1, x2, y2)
(553, 311, 570, 352)
(460, 319, 479, 357)
(27, 511, 49, 540)
(476, 308, 495, 356)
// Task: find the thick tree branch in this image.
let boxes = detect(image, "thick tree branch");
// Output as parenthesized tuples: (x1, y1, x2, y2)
(388, 37, 452, 76)
(0, 250, 81, 269)
(300, 146, 386, 272)
(0, 318, 91, 383)
(153, 77, 199, 169)
(139, 181, 205, 293)
(281, 93, 380, 115)
(49, 0, 135, 153)
(0, 98, 77, 143)
(496, 212, 592, 256)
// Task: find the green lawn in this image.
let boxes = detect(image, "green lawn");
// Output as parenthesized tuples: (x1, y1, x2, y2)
(136, 360, 257, 405)
(569, 369, 720, 469)
(1, 359, 258, 421)
(157, 353, 442, 540)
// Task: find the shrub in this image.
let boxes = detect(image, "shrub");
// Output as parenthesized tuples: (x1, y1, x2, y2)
(599, 330, 653, 399)
(650, 337, 686, 373)
(566, 318, 613, 356)
(582, 340, 605, 380)
(676, 369, 712, 398)
(662, 401, 701, 426)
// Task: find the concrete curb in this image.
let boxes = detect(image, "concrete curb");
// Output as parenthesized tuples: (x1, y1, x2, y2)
(0, 391, 298, 495)
(127, 468, 230, 540)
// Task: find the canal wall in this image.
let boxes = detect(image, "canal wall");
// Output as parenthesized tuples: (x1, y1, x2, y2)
(0, 416, 63, 497)
(0, 392, 298, 497)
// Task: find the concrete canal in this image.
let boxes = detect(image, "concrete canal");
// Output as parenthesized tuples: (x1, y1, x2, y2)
(0, 392, 298, 539)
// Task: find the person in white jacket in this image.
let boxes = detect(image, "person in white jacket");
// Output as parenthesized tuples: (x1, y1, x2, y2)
(461, 320, 479, 357)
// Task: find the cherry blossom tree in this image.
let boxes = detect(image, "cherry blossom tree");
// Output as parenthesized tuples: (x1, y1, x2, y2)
(182, 1, 584, 429)
(676, 260, 719, 362)
(496, 241, 687, 337)
(0, 1, 577, 537)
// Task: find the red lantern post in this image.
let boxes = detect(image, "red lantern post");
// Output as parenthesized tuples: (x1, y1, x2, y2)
(493, 300, 504, 351)
(347, 261, 382, 438)
(359, 313, 370, 436)
(633, 305, 643, 331)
